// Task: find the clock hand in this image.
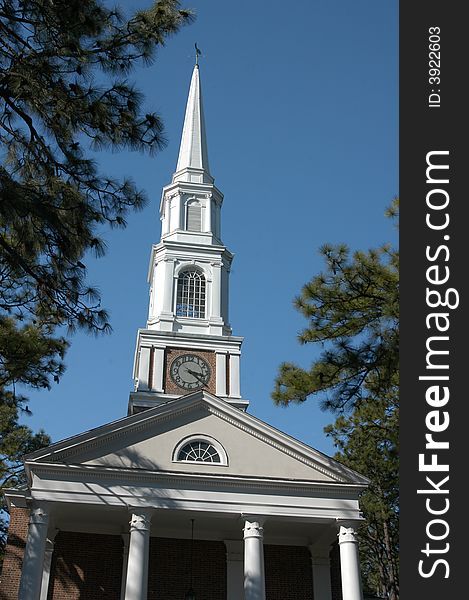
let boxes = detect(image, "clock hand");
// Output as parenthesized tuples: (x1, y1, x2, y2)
(186, 368, 207, 385)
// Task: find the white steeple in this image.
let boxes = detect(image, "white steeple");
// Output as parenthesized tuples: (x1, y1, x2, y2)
(174, 64, 211, 183)
(129, 60, 247, 414)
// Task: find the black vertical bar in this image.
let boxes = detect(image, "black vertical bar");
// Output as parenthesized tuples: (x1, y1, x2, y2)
(400, 3, 465, 598)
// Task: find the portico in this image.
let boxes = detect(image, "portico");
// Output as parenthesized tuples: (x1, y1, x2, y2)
(7, 390, 367, 600)
(14, 506, 364, 600)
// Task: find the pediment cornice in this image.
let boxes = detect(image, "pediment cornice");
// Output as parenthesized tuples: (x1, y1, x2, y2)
(25, 461, 366, 497)
(25, 392, 369, 487)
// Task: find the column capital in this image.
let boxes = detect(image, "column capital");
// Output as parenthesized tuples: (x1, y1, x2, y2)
(243, 519, 265, 540)
(338, 526, 358, 544)
(29, 504, 50, 526)
(336, 520, 360, 545)
(129, 508, 152, 533)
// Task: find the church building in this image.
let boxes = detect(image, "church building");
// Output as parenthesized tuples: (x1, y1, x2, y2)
(1, 60, 368, 600)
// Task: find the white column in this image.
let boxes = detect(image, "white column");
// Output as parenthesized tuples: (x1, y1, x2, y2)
(151, 347, 165, 392)
(137, 346, 151, 391)
(211, 262, 222, 319)
(176, 194, 184, 230)
(338, 524, 363, 600)
(215, 204, 221, 239)
(221, 264, 230, 325)
(243, 519, 265, 600)
(40, 531, 57, 600)
(225, 540, 244, 600)
(168, 193, 181, 232)
(216, 352, 227, 396)
(161, 196, 170, 236)
(124, 509, 152, 600)
(309, 550, 332, 600)
(18, 504, 50, 600)
(205, 193, 212, 232)
(162, 258, 175, 314)
(229, 353, 241, 398)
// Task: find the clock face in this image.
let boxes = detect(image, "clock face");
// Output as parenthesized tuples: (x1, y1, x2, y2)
(170, 354, 211, 391)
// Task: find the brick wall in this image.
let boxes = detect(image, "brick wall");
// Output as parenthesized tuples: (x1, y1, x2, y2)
(0, 507, 30, 600)
(264, 544, 313, 600)
(1, 524, 335, 600)
(148, 537, 227, 600)
(47, 531, 123, 600)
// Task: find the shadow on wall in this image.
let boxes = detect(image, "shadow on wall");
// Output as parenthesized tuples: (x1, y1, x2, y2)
(47, 531, 123, 600)
(47, 534, 228, 600)
(0, 530, 26, 600)
(148, 538, 227, 600)
(45, 448, 195, 599)
(66, 444, 182, 508)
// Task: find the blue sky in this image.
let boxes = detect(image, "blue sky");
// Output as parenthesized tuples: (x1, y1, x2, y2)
(22, 0, 398, 457)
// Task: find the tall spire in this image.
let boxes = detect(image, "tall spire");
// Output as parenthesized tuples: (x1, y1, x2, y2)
(174, 62, 211, 183)
(129, 54, 247, 415)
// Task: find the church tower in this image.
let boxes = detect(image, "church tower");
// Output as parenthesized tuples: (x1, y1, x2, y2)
(129, 63, 248, 414)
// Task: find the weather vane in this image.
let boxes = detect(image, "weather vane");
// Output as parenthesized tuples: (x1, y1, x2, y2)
(195, 42, 201, 65)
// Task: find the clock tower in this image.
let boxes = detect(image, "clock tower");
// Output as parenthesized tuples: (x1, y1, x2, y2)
(129, 62, 248, 414)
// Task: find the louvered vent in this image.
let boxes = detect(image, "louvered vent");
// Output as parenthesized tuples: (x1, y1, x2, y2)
(187, 203, 202, 231)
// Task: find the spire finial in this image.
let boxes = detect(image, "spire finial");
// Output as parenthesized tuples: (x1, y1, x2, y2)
(195, 43, 201, 66)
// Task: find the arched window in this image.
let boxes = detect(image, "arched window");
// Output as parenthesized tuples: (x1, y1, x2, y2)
(186, 200, 202, 232)
(176, 269, 206, 318)
(178, 440, 221, 463)
(173, 436, 228, 465)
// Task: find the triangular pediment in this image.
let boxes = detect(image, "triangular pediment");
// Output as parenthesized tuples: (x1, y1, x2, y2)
(25, 391, 368, 486)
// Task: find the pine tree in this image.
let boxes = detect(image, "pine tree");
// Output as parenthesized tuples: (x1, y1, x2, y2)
(0, 402, 51, 561)
(0, 0, 193, 406)
(0, 0, 192, 559)
(272, 201, 398, 412)
(272, 199, 399, 598)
